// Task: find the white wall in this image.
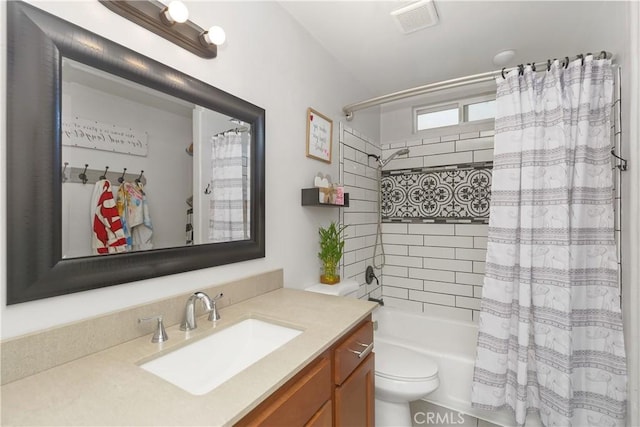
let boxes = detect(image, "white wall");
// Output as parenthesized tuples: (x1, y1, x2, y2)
(622, 2, 640, 425)
(0, 0, 379, 339)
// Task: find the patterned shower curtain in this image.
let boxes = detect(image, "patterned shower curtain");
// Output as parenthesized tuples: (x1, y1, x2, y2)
(471, 57, 627, 427)
(209, 131, 249, 242)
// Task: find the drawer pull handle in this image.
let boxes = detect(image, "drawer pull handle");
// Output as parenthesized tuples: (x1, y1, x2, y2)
(348, 342, 374, 359)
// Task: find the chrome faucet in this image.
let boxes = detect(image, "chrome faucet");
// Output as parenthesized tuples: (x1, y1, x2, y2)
(179, 291, 224, 331)
(180, 292, 214, 331)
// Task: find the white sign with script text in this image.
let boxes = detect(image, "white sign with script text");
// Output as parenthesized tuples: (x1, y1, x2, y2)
(62, 117, 148, 156)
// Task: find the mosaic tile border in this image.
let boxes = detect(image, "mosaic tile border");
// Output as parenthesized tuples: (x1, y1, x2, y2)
(381, 162, 493, 224)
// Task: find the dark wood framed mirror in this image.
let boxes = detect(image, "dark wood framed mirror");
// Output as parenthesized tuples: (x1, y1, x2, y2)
(6, 1, 265, 304)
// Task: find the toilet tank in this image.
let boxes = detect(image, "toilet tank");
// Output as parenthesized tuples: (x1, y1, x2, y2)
(305, 279, 359, 298)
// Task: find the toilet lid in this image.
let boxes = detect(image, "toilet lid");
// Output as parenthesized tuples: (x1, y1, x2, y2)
(375, 341, 439, 381)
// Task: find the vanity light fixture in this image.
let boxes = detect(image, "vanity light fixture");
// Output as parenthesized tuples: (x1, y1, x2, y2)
(99, 0, 224, 59)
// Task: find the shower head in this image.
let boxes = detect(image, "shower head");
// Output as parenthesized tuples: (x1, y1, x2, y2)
(378, 148, 410, 168)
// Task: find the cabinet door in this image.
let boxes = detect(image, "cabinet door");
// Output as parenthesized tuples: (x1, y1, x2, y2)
(334, 352, 375, 427)
(236, 356, 331, 427)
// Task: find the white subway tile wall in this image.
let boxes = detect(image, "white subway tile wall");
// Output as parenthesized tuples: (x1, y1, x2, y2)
(380, 124, 494, 321)
(339, 124, 383, 300)
(375, 107, 623, 324)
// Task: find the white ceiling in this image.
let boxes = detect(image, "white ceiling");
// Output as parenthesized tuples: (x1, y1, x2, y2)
(280, 1, 629, 100)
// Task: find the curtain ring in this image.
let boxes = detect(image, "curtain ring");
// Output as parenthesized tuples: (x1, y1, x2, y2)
(531, 62, 536, 72)
(547, 59, 551, 71)
(578, 53, 584, 66)
(564, 56, 569, 68)
(501, 67, 506, 79)
(600, 50, 607, 60)
(518, 64, 524, 76)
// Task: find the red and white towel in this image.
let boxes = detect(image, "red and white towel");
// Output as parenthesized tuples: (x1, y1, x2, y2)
(90, 179, 127, 254)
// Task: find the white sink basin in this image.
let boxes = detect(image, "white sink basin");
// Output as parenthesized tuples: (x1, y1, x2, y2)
(140, 318, 302, 395)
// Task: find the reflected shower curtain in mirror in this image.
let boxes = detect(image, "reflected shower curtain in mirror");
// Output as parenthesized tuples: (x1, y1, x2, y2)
(209, 131, 250, 242)
(471, 57, 627, 427)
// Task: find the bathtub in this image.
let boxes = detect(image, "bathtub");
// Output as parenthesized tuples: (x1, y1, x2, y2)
(373, 306, 526, 427)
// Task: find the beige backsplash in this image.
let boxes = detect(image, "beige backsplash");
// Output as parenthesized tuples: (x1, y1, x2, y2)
(1, 269, 283, 385)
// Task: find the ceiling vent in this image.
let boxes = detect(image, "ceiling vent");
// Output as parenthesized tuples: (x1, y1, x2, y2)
(391, 0, 439, 34)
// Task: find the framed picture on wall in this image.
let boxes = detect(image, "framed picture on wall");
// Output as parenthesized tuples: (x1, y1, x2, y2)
(306, 108, 333, 163)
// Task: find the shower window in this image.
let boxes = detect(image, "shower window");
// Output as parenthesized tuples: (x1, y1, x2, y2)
(415, 104, 459, 131)
(414, 95, 495, 132)
(465, 99, 496, 121)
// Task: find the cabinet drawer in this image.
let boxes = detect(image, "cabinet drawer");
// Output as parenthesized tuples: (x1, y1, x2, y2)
(236, 356, 331, 426)
(334, 320, 374, 385)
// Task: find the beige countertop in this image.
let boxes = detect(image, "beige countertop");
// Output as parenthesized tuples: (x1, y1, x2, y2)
(1, 288, 377, 426)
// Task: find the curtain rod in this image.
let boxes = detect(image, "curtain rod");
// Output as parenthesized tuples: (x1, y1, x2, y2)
(343, 51, 612, 120)
(215, 126, 250, 136)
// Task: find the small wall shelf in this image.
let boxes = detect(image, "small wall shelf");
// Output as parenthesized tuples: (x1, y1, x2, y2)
(301, 188, 349, 207)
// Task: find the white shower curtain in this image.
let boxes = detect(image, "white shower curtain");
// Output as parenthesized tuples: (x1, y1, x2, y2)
(471, 57, 627, 427)
(209, 131, 249, 242)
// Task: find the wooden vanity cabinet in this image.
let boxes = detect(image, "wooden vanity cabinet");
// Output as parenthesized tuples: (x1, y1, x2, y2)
(333, 319, 375, 427)
(236, 316, 374, 427)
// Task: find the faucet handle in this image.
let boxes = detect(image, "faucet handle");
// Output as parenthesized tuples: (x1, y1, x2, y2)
(208, 292, 224, 322)
(138, 315, 169, 343)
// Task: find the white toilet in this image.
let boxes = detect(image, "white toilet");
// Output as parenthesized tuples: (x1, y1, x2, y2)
(305, 281, 440, 427)
(374, 340, 439, 426)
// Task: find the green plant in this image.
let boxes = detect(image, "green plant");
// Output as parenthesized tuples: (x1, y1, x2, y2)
(318, 222, 347, 284)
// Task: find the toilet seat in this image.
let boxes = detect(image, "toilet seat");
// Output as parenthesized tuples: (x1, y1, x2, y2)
(375, 341, 438, 382)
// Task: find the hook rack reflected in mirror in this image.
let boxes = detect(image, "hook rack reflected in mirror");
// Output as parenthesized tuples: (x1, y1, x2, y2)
(62, 165, 146, 186)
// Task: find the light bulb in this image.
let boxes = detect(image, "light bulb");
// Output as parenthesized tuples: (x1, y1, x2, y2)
(165, 1, 189, 24)
(204, 26, 226, 46)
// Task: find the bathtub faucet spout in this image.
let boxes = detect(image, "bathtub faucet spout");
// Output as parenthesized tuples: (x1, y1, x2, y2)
(368, 297, 384, 306)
